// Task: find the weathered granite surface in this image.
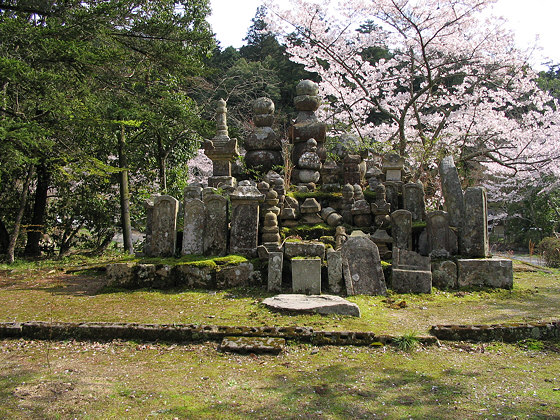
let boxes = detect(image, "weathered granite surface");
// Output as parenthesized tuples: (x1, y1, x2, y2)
(457, 258, 513, 289)
(262, 294, 361, 317)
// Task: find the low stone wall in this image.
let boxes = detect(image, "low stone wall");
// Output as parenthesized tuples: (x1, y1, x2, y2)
(431, 321, 560, 342)
(106, 261, 262, 289)
(0, 321, 436, 346)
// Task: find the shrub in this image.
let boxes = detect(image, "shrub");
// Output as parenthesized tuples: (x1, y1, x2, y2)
(538, 237, 560, 267)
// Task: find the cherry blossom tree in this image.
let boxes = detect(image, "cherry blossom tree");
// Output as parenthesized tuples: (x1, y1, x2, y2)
(264, 0, 560, 184)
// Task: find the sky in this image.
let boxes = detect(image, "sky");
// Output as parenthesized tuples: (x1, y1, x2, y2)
(208, 0, 560, 70)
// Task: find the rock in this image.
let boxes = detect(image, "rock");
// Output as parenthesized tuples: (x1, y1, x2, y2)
(461, 187, 489, 257)
(262, 294, 361, 317)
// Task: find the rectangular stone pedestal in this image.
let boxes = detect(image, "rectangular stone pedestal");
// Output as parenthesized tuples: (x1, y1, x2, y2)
(392, 269, 432, 294)
(292, 258, 321, 295)
(457, 259, 513, 289)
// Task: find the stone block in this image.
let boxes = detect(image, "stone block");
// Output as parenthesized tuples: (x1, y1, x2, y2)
(219, 336, 285, 354)
(216, 263, 257, 288)
(291, 258, 322, 294)
(262, 294, 360, 317)
(431, 260, 458, 289)
(268, 252, 284, 293)
(457, 259, 513, 289)
(284, 241, 325, 260)
(392, 269, 432, 294)
(106, 263, 136, 288)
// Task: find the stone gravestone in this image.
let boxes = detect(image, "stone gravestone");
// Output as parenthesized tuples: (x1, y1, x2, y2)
(150, 195, 179, 257)
(267, 252, 283, 293)
(291, 258, 322, 295)
(203, 193, 228, 256)
(403, 182, 425, 222)
(439, 156, 464, 228)
(229, 181, 264, 257)
(341, 236, 387, 296)
(384, 181, 401, 214)
(461, 187, 489, 257)
(426, 210, 457, 257)
(327, 249, 343, 294)
(143, 198, 155, 256)
(391, 209, 412, 250)
(182, 198, 206, 255)
(391, 248, 432, 294)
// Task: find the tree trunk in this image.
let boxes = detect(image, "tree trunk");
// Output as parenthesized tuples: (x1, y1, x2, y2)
(0, 219, 9, 254)
(7, 165, 34, 263)
(93, 229, 116, 256)
(156, 133, 167, 193)
(24, 162, 50, 257)
(58, 220, 84, 257)
(118, 125, 134, 254)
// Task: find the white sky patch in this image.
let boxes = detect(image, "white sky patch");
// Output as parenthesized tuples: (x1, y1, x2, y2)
(209, 0, 560, 69)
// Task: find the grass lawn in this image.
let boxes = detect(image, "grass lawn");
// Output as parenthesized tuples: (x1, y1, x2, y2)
(0, 254, 559, 418)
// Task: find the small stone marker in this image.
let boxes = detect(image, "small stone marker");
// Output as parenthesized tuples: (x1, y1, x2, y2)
(204, 193, 228, 256)
(262, 294, 361, 317)
(150, 195, 179, 257)
(327, 249, 343, 294)
(457, 258, 513, 289)
(341, 236, 387, 296)
(403, 182, 426, 222)
(229, 181, 264, 256)
(291, 258, 321, 294)
(219, 336, 286, 355)
(439, 156, 464, 228)
(391, 248, 432, 294)
(391, 209, 412, 250)
(461, 186, 489, 257)
(267, 252, 283, 292)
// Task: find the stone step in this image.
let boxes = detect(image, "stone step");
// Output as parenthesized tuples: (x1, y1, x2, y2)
(219, 336, 286, 354)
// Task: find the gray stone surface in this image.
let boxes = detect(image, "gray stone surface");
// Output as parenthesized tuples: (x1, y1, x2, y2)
(439, 156, 464, 228)
(431, 260, 458, 289)
(426, 210, 457, 256)
(327, 249, 343, 294)
(291, 258, 322, 294)
(341, 237, 387, 296)
(391, 210, 412, 250)
(403, 182, 426, 222)
(262, 294, 361, 317)
(220, 336, 285, 354)
(392, 269, 432, 294)
(216, 262, 259, 289)
(229, 181, 264, 256)
(203, 193, 228, 256)
(384, 181, 401, 214)
(182, 198, 206, 255)
(461, 187, 489, 257)
(150, 195, 179, 257)
(143, 199, 154, 256)
(284, 241, 325, 260)
(457, 258, 513, 289)
(268, 252, 284, 293)
(393, 248, 431, 271)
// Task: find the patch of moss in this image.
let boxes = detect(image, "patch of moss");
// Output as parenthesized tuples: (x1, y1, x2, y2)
(363, 190, 377, 202)
(281, 223, 336, 241)
(292, 256, 321, 260)
(289, 191, 343, 200)
(381, 261, 392, 268)
(412, 221, 427, 230)
(136, 254, 249, 269)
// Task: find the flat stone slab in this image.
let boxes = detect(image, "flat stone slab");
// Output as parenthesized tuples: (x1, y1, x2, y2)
(262, 294, 361, 317)
(219, 336, 285, 354)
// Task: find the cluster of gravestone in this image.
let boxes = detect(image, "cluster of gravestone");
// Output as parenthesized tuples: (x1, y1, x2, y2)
(140, 80, 513, 296)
